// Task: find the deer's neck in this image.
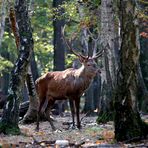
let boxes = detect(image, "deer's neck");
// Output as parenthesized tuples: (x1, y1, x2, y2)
(75, 65, 94, 80)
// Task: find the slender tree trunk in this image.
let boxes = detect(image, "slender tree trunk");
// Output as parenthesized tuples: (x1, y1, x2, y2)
(21, 66, 38, 123)
(97, 0, 117, 122)
(30, 51, 38, 81)
(53, 0, 65, 71)
(0, 0, 33, 134)
(22, 56, 39, 123)
(52, 0, 66, 114)
(9, 3, 38, 123)
(114, 0, 148, 141)
(0, 0, 6, 47)
(81, 28, 95, 112)
(78, 5, 101, 113)
(137, 65, 148, 113)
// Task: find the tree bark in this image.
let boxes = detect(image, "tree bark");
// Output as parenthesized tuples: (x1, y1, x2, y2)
(0, 0, 33, 134)
(137, 0, 148, 113)
(21, 65, 39, 123)
(114, 0, 148, 141)
(53, 0, 65, 71)
(53, 0, 66, 114)
(97, 0, 117, 122)
(8, 2, 38, 123)
(0, 0, 6, 47)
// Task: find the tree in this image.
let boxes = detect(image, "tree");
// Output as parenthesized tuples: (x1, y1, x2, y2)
(138, 0, 148, 113)
(8, 5, 38, 124)
(75, 0, 102, 114)
(96, 0, 118, 123)
(114, 0, 148, 141)
(0, 0, 33, 134)
(52, 0, 66, 114)
(53, 0, 65, 71)
(0, 0, 6, 48)
(0, 0, 11, 95)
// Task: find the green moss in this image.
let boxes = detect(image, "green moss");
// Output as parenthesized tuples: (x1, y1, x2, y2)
(0, 122, 20, 135)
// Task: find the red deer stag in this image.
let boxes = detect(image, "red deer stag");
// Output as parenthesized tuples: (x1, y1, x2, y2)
(36, 27, 103, 131)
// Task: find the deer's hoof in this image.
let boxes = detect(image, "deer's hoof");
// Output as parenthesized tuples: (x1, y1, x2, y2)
(35, 127, 39, 132)
(77, 125, 82, 130)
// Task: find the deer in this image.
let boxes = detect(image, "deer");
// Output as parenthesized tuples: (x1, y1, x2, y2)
(35, 26, 103, 131)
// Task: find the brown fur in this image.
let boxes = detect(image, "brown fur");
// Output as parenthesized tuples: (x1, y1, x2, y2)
(36, 57, 100, 130)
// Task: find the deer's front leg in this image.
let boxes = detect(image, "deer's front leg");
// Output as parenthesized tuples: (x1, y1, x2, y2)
(74, 97, 81, 129)
(69, 99, 75, 128)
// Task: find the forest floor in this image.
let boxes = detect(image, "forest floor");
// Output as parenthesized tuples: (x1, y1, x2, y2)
(0, 112, 148, 148)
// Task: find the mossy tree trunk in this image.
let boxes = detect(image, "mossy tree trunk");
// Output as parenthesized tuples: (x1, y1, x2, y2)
(114, 0, 148, 142)
(0, 0, 33, 134)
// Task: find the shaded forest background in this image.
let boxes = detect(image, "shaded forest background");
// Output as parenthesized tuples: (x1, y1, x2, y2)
(0, 0, 148, 142)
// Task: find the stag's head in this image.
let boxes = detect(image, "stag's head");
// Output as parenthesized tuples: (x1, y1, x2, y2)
(78, 55, 101, 76)
(62, 26, 103, 76)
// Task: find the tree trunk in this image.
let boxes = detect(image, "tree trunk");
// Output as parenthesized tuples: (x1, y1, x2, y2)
(137, 65, 148, 113)
(0, 0, 6, 47)
(97, 0, 117, 122)
(138, 0, 148, 113)
(114, 0, 148, 141)
(21, 66, 39, 123)
(30, 51, 39, 81)
(53, 0, 65, 71)
(9, 3, 38, 124)
(53, 0, 66, 114)
(0, 0, 33, 134)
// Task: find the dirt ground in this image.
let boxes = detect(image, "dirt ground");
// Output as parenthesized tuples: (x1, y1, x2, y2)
(0, 113, 148, 148)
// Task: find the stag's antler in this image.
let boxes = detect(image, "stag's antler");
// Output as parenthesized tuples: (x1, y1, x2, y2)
(62, 25, 86, 59)
(86, 28, 104, 59)
(92, 48, 104, 59)
(92, 43, 110, 59)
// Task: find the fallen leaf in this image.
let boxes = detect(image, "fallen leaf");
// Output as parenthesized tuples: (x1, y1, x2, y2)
(102, 130, 114, 139)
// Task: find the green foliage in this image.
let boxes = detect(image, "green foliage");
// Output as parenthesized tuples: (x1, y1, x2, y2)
(31, 1, 54, 75)
(0, 56, 13, 76)
(1, 32, 17, 60)
(65, 54, 77, 68)
(0, 0, 101, 77)
(62, 1, 79, 21)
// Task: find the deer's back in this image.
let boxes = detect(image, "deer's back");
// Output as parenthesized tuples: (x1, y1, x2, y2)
(36, 68, 90, 99)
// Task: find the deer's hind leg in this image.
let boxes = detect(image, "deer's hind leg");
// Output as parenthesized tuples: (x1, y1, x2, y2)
(45, 97, 56, 131)
(36, 96, 48, 131)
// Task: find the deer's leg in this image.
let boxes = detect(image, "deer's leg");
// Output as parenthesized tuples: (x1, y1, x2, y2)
(69, 99, 75, 128)
(75, 97, 81, 129)
(36, 97, 48, 131)
(45, 98, 56, 131)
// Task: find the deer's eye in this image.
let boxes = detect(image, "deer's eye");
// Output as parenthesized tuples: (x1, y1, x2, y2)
(87, 64, 91, 66)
